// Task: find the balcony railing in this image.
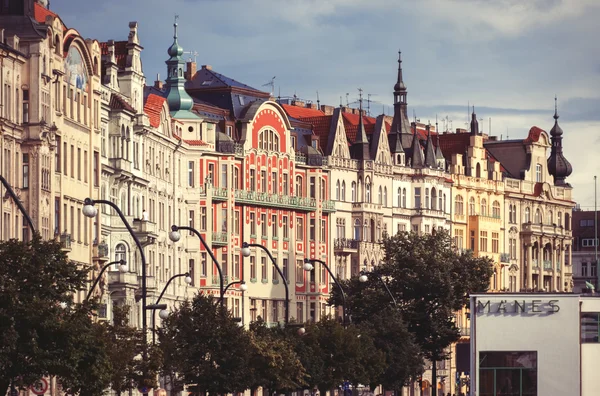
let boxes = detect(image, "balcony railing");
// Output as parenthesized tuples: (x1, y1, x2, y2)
(212, 232, 228, 246)
(543, 260, 552, 270)
(295, 152, 307, 164)
(322, 200, 336, 212)
(234, 143, 244, 157)
(234, 189, 318, 211)
(60, 232, 72, 251)
(334, 238, 359, 250)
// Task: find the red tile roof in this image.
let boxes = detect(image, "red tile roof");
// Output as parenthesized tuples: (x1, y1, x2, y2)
(34, 3, 58, 24)
(143, 94, 166, 128)
(109, 93, 135, 113)
(341, 112, 379, 142)
(299, 115, 333, 152)
(99, 41, 128, 69)
(524, 126, 544, 143)
(438, 133, 471, 160)
(281, 104, 324, 119)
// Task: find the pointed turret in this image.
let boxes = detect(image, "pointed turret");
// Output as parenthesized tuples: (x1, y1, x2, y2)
(410, 123, 425, 168)
(164, 17, 198, 119)
(470, 106, 479, 135)
(435, 133, 445, 169)
(547, 97, 572, 185)
(351, 91, 371, 161)
(389, 51, 412, 152)
(424, 124, 436, 167)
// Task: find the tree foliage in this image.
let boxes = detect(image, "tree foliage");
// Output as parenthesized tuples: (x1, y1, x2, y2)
(0, 237, 90, 394)
(158, 294, 254, 394)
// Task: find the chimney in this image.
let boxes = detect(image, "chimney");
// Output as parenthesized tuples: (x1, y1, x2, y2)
(488, 136, 498, 141)
(292, 100, 305, 107)
(341, 106, 350, 114)
(154, 73, 163, 90)
(185, 61, 197, 81)
(456, 128, 468, 134)
(321, 105, 334, 115)
(201, 65, 212, 71)
(306, 103, 318, 110)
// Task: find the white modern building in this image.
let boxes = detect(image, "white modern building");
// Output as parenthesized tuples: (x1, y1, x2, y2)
(470, 293, 600, 396)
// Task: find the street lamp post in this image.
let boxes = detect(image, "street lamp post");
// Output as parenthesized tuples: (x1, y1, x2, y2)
(151, 272, 192, 344)
(359, 270, 397, 307)
(0, 174, 35, 235)
(83, 198, 150, 396)
(218, 280, 248, 305)
(169, 225, 225, 306)
(304, 258, 348, 327)
(85, 260, 128, 301)
(241, 242, 289, 326)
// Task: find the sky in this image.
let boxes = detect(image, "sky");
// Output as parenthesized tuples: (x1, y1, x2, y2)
(51, 0, 600, 208)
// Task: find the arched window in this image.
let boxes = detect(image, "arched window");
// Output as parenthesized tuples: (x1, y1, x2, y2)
(525, 207, 531, 223)
(363, 221, 369, 242)
(383, 187, 387, 206)
(476, 163, 481, 178)
(402, 188, 407, 208)
(341, 181, 346, 201)
(455, 196, 464, 215)
(547, 210, 553, 225)
(351, 182, 357, 202)
(365, 182, 371, 203)
(320, 178, 326, 200)
(481, 199, 487, 216)
(425, 188, 430, 209)
(354, 219, 360, 240)
(558, 212, 562, 227)
(371, 219, 376, 242)
(440, 194, 444, 213)
(536, 164, 542, 182)
(335, 181, 340, 200)
(469, 197, 476, 215)
(295, 176, 303, 196)
(431, 188, 437, 210)
(378, 186, 382, 205)
(114, 243, 127, 271)
(535, 209, 542, 224)
(492, 201, 500, 218)
(397, 187, 402, 207)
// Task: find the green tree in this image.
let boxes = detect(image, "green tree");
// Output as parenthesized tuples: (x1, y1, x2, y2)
(248, 320, 306, 395)
(332, 231, 493, 393)
(158, 294, 253, 394)
(0, 237, 90, 394)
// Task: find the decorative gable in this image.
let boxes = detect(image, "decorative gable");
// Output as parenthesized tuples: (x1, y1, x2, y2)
(327, 108, 350, 158)
(371, 115, 391, 165)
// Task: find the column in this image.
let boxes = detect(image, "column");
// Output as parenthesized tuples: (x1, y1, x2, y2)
(560, 240, 566, 291)
(526, 242, 533, 290)
(551, 239, 557, 291)
(538, 236, 544, 291)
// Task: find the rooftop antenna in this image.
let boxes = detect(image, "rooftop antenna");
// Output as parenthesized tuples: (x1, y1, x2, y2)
(346, 93, 350, 107)
(367, 93, 377, 116)
(278, 86, 281, 101)
(261, 76, 276, 96)
(358, 88, 363, 111)
(316, 91, 320, 108)
(183, 50, 199, 63)
(174, 14, 179, 38)
(339, 96, 343, 107)
(435, 114, 438, 133)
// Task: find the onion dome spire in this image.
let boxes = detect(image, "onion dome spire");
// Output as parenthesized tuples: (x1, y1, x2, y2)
(547, 97, 572, 185)
(390, 50, 411, 152)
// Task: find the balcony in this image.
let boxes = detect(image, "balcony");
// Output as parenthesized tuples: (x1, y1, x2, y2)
(212, 231, 228, 246)
(60, 232, 72, 252)
(322, 200, 336, 213)
(521, 222, 572, 237)
(233, 189, 317, 211)
(459, 326, 471, 337)
(212, 187, 228, 201)
(543, 260, 552, 271)
(93, 240, 109, 262)
(334, 238, 359, 254)
(132, 219, 159, 241)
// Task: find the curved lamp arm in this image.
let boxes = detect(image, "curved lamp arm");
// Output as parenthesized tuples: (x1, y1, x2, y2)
(171, 225, 224, 305)
(85, 260, 126, 301)
(0, 174, 35, 234)
(305, 258, 348, 327)
(243, 242, 289, 325)
(361, 270, 398, 307)
(218, 280, 246, 305)
(152, 272, 190, 345)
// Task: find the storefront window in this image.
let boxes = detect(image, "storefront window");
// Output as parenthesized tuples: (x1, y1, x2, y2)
(581, 313, 600, 342)
(479, 351, 537, 396)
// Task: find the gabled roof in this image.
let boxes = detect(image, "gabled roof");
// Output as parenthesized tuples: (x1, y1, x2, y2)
(281, 104, 325, 119)
(144, 93, 166, 128)
(299, 115, 333, 153)
(524, 126, 544, 143)
(341, 112, 390, 143)
(33, 3, 67, 30)
(186, 67, 264, 92)
(109, 93, 135, 113)
(99, 41, 128, 69)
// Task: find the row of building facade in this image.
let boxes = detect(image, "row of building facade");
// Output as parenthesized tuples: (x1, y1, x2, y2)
(0, 1, 577, 395)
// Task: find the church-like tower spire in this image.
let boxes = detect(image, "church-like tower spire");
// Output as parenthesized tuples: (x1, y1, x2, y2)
(164, 16, 197, 119)
(351, 89, 371, 161)
(389, 50, 411, 152)
(547, 97, 572, 185)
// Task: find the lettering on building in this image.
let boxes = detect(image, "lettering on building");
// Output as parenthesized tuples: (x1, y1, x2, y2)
(476, 299, 560, 315)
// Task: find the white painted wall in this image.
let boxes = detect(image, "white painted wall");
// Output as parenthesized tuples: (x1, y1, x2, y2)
(471, 294, 581, 396)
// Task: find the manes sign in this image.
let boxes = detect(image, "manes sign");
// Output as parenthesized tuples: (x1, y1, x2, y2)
(476, 299, 560, 315)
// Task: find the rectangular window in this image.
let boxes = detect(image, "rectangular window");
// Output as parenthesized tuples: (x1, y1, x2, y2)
(22, 154, 29, 188)
(272, 262, 279, 282)
(83, 150, 88, 183)
(188, 210, 195, 234)
(22, 89, 29, 123)
(188, 161, 195, 187)
(261, 256, 267, 280)
(297, 302, 304, 322)
(414, 187, 421, 208)
(593, 263, 598, 277)
(282, 216, 289, 239)
(297, 218, 304, 241)
(470, 230, 476, 251)
(250, 256, 256, 279)
(234, 211, 240, 235)
(272, 214, 278, 238)
(250, 213, 256, 236)
(93, 151, 99, 186)
(296, 259, 304, 284)
(283, 173, 288, 195)
(54, 197, 60, 236)
(189, 259, 195, 286)
(479, 351, 537, 396)
(492, 232, 499, 253)
(250, 169, 256, 191)
(261, 214, 267, 237)
(221, 164, 228, 189)
(234, 254, 240, 279)
(320, 219, 326, 243)
(261, 170, 267, 193)
(55, 136, 61, 172)
(200, 253, 207, 277)
(282, 258, 289, 282)
(70, 145, 75, 177)
(309, 219, 316, 241)
(582, 262, 588, 277)
(309, 177, 316, 198)
(271, 171, 277, 194)
(480, 231, 488, 252)
(200, 207, 207, 231)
